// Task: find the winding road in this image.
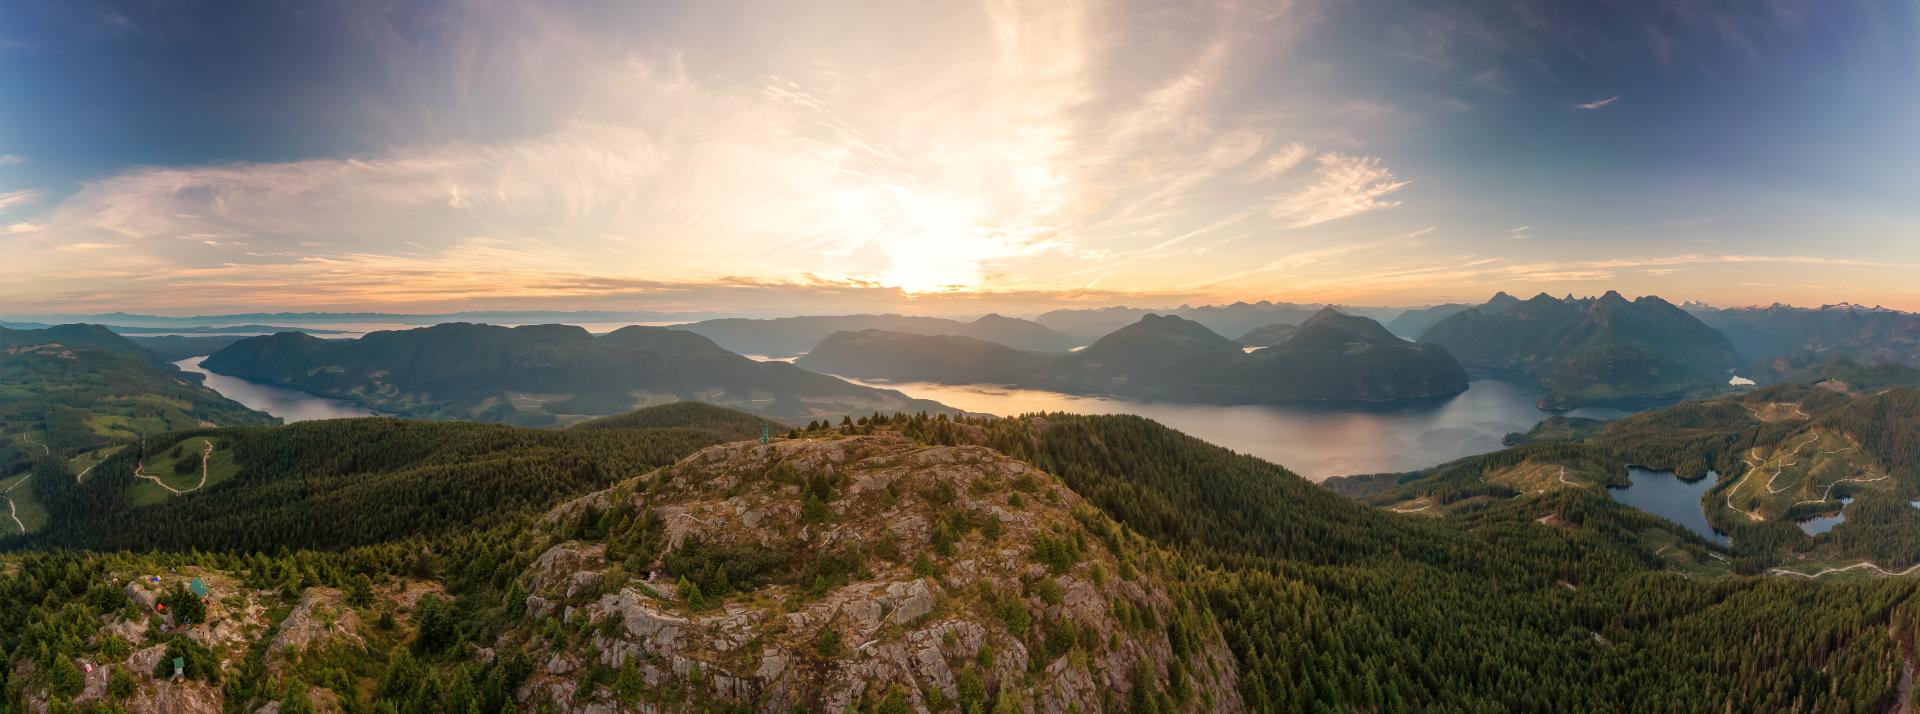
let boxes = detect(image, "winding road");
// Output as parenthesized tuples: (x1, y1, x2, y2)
(2, 495, 20, 534)
(133, 439, 214, 495)
(1, 469, 31, 534)
(1767, 562, 1920, 579)
(72, 446, 122, 483)
(1725, 434, 1825, 521)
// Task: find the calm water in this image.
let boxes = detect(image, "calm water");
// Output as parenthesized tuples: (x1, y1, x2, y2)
(176, 356, 376, 422)
(835, 376, 1628, 480)
(1797, 496, 1853, 536)
(1608, 467, 1729, 545)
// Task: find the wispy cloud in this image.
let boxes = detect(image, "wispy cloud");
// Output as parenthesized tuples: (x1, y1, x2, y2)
(1574, 95, 1620, 110)
(0, 189, 40, 212)
(1247, 142, 1312, 182)
(0, 154, 23, 166)
(1268, 153, 1410, 229)
(1506, 225, 1533, 239)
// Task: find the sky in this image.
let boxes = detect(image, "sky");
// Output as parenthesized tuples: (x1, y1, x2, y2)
(1, 0, 1917, 317)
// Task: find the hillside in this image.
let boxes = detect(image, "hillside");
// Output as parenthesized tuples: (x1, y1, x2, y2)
(795, 329, 1056, 384)
(800, 310, 1468, 404)
(7, 409, 1920, 711)
(199, 323, 953, 426)
(1, 420, 1244, 713)
(1233, 324, 1296, 347)
(1382, 301, 1475, 339)
(127, 335, 251, 362)
(1689, 302, 1920, 379)
(1033, 301, 1399, 343)
(1420, 291, 1739, 408)
(508, 433, 1241, 711)
(8, 403, 776, 552)
(565, 400, 778, 441)
(673, 313, 1076, 356)
(1329, 373, 1920, 570)
(1, 325, 271, 449)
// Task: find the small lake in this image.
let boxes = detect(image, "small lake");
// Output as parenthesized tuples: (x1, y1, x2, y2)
(176, 356, 376, 423)
(1797, 496, 1853, 536)
(836, 376, 1630, 481)
(1607, 467, 1729, 545)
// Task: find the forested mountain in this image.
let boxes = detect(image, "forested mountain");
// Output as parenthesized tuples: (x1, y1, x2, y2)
(1033, 301, 1401, 344)
(199, 323, 952, 425)
(800, 309, 1469, 404)
(8, 401, 1920, 711)
(794, 329, 1055, 384)
(1420, 291, 1739, 408)
(1382, 301, 1474, 339)
(1689, 302, 1920, 380)
(0, 324, 272, 456)
(126, 335, 250, 362)
(1233, 323, 1296, 347)
(672, 313, 1075, 356)
(6, 403, 776, 553)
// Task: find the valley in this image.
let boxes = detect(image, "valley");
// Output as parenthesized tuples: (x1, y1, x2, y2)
(6, 4, 1917, 709)
(11, 299, 1920, 711)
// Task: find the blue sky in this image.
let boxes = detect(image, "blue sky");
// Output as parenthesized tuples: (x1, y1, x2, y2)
(1, 0, 1917, 315)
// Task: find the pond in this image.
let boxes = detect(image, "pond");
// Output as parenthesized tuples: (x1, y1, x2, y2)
(1797, 496, 1854, 536)
(1607, 467, 1730, 545)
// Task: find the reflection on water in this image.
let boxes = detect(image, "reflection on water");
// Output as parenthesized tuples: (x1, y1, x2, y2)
(176, 356, 376, 423)
(149, 321, 680, 339)
(1797, 496, 1853, 535)
(837, 376, 1624, 481)
(1608, 467, 1729, 545)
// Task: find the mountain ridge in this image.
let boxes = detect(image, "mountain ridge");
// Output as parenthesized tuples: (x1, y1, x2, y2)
(200, 323, 953, 426)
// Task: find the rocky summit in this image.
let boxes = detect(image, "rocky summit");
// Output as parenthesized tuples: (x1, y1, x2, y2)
(511, 434, 1243, 713)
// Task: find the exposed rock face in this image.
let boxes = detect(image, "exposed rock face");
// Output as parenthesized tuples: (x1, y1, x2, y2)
(267, 587, 365, 675)
(513, 434, 1242, 713)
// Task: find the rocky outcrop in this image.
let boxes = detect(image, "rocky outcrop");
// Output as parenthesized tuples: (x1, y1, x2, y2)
(510, 434, 1242, 713)
(267, 588, 365, 675)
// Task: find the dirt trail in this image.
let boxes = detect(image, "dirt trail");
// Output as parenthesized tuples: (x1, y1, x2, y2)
(2, 495, 20, 534)
(72, 446, 122, 483)
(133, 439, 214, 495)
(1768, 562, 1920, 579)
(1725, 435, 1824, 521)
(0, 468, 30, 534)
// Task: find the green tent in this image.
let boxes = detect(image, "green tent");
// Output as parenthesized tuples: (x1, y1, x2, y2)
(172, 657, 184, 678)
(188, 578, 207, 597)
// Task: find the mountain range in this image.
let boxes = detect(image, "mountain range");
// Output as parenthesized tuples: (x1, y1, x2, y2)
(1382, 302, 1475, 339)
(1419, 291, 1739, 408)
(198, 323, 953, 426)
(1688, 302, 1920, 380)
(671, 313, 1076, 357)
(1033, 301, 1402, 343)
(799, 308, 1469, 404)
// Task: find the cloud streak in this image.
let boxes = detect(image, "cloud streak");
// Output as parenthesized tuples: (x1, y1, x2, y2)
(1574, 95, 1620, 110)
(1267, 153, 1410, 229)
(0, 189, 39, 212)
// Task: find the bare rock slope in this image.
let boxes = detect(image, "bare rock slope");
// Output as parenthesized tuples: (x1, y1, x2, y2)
(511, 433, 1243, 712)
